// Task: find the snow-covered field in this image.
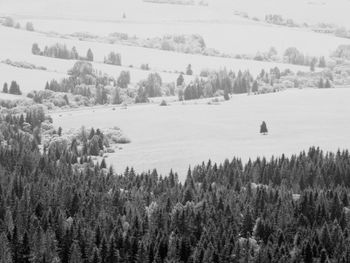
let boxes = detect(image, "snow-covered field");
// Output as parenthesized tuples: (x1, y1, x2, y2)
(1, 0, 346, 95)
(3, 0, 350, 26)
(2, 0, 350, 58)
(0, 63, 66, 94)
(15, 19, 350, 58)
(0, 91, 25, 101)
(0, 25, 311, 91)
(220, 0, 350, 26)
(51, 88, 350, 181)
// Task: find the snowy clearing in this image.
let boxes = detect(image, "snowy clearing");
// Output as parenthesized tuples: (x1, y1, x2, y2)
(51, 88, 350, 180)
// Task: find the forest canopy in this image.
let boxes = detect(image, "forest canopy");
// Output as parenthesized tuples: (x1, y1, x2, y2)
(0, 110, 350, 262)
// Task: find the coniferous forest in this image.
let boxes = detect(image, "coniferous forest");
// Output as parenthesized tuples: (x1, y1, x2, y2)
(1, 112, 350, 263)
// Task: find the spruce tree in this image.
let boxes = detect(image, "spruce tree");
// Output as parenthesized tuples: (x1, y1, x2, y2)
(69, 241, 83, 263)
(319, 56, 326, 67)
(113, 87, 122, 104)
(2, 82, 8, 93)
(260, 121, 268, 135)
(0, 232, 12, 263)
(177, 73, 184, 87)
(100, 158, 107, 169)
(318, 78, 324, 89)
(325, 79, 331, 88)
(87, 49, 94, 62)
(304, 241, 313, 263)
(186, 64, 193, 75)
(224, 87, 230, 100)
(242, 206, 254, 237)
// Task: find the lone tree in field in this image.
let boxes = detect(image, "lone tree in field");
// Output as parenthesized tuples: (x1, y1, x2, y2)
(260, 121, 268, 135)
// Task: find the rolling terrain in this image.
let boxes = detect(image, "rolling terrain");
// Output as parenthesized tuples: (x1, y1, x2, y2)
(1, 0, 350, 180)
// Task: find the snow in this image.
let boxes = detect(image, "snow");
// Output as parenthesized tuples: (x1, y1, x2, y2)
(51, 88, 350, 181)
(0, 91, 24, 101)
(216, 0, 350, 26)
(0, 24, 311, 92)
(2, 0, 350, 58)
(18, 18, 350, 58)
(0, 63, 66, 95)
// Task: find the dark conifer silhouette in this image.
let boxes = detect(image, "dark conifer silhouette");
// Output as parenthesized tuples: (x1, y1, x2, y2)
(260, 121, 268, 135)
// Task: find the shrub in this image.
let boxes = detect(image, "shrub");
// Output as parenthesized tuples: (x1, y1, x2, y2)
(160, 99, 168, 106)
(104, 52, 122, 66)
(26, 22, 34, 31)
(3, 17, 14, 27)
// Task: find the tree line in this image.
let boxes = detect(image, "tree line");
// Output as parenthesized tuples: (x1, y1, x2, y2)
(32, 43, 94, 62)
(32, 43, 122, 66)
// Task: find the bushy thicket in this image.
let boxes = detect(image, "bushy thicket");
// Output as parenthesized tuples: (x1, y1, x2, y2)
(284, 47, 326, 68)
(104, 52, 122, 66)
(107, 33, 208, 57)
(178, 67, 291, 101)
(2, 59, 47, 71)
(44, 61, 166, 106)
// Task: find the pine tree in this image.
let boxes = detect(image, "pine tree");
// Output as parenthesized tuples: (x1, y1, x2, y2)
(177, 74, 184, 87)
(69, 241, 83, 263)
(319, 56, 326, 68)
(21, 232, 31, 263)
(87, 49, 94, 62)
(100, 158, 107, 169)
(117, 71, 130, 89)
(0, 232, 12, 263)
(310, 58, 316, 72)
(320, 249, 328, 263)
(2, 82, 8, 93)
(325, 79, 331, 88)
(70, 192, 80, 216)
(100, 236, 108, 263)
(320, 223, 331, 255)
(252, 80, 258, 93)
(224, 87, 230, 100)
(71, 47, 79, 60)
(107, 238, 120, 263)
(303, 241, 313, 263)
(318, 78, 324, 89)
(186, 64, 193, 75)
(242, 206, 254, 237)
(112, 87, 122, 104)
(26, 22, 34, 31)
(32, 43, 41, 55)
(9, 81, 21, 95)
(260, 121, 268, 135)
(91, 246, 101, 263)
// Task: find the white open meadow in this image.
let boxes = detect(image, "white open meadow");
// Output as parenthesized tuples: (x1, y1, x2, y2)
(2, 0, 350, 57)
(51, 88, 350, 181)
